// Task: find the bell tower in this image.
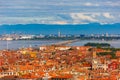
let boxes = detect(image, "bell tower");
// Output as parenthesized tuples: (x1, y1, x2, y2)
(92, 48, 98, 69)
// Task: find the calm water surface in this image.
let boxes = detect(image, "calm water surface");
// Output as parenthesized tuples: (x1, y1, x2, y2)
(69, 40, 120, 48)
(0, 40, 62, 50)
(0, 40, 120, 50)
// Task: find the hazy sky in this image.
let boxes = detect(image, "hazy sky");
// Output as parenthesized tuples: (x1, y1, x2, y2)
(0, 0, 120, 24)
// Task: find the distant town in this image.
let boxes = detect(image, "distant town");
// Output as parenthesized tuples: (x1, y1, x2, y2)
(0, 32, 120, 41)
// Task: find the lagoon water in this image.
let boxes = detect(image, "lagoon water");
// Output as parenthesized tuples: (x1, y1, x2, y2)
(0, 40, 62, 50)
(0, 40, 120, 50)
(69, 40, 120, 48)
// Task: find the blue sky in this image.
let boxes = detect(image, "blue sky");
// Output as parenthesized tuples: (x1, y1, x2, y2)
(0, 0, 120, 24)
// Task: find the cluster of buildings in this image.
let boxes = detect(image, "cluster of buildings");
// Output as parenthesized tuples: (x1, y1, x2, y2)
(0, 45, 120, 80)
(0, 34, 35, 40)
(0, 33, 120, 40)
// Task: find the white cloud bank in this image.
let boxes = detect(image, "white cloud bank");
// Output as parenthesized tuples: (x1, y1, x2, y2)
(103, 13, 114, 19)
(84, 2, 99, 7)
(70, 13, 98, 24)
(0, 0, 119, 25)
(0, 12, 119, 25)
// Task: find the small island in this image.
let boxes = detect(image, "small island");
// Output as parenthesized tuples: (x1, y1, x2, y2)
(84, 42, 111, 48)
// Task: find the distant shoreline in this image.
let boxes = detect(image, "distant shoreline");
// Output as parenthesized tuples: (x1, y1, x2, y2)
(1, 37, 120, 41)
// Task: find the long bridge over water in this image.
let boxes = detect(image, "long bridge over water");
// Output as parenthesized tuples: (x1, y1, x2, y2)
(53, 39, 79, 45)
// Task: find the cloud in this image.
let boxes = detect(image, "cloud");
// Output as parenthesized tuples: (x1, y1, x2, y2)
(0, 0, 120, 24)
(84, 2, 99, 6)
(103, 13, 114, 19)
(0, 12, 117, 25)
(91, 13, 101, 18)
(51, 21, 68, 25)
(0, 16, 68, 25)
(70, 13, 98, 23)
(105, 1, 120, 6)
